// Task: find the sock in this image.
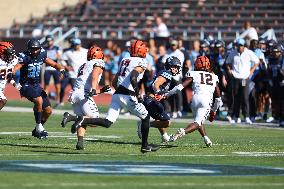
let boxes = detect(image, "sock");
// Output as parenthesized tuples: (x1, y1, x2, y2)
(82, 118, 112, 128)
(141, 115, 150, 148)
(78, 136, 83, 142)
(162, 133, 169, 138)
(34, 111, 42, 124)
(69, 114, 78, 122)
(36, 123, 44, 132)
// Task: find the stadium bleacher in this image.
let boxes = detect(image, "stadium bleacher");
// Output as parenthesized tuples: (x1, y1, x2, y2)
(1, 0, 284, 43)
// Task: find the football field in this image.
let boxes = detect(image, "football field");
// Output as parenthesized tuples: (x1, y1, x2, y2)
(0, 110, 284, 189)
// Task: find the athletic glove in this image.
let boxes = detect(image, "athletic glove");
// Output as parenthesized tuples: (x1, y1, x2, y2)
(212, 97, 223, 112)
(100, 85, 111, 93)
(60, 69, 68, 78)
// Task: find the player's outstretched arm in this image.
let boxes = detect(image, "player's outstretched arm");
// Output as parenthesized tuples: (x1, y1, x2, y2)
(165, 78, 192, 98)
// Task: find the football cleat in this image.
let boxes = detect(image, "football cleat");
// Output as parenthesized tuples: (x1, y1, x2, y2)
(32, 128, 48, 139)
(76, 141, 84, 150)
(136, 120, 142, 139)
(61, 112, 72, 128)
(169, 128, 185, 142)
(161, 133, 170, 143)
(209, 110, 216, 122)
(203, 136, 213, 147)
(71, 116, 84, 134)
(141, 144, 160, 153)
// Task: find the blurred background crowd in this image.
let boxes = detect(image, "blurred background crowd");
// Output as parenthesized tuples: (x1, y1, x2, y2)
(0, 0, 283, 126)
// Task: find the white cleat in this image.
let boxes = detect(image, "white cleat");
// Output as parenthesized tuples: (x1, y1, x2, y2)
(203, 136, 213, 147)
(137, 120, 142, 139)
(236, 117, 241, 124)
(161, 133, 170, 143)
(169, 128, 185, 142)
(245, 117, 252, 124)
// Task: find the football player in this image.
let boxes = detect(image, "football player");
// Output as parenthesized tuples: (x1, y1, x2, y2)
(10, 39, 65, 139)
(0, 42, 20, 110)
(61, 46, 111, 150)
(66, 40, 159, 153)
(166, 56, 222, 147)
(138, 56, 181, 142)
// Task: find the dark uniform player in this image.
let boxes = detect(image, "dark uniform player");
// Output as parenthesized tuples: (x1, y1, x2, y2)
(11, 39, 65, 139)
(267, 44, 284, 125)
(140, 56, 181, 142)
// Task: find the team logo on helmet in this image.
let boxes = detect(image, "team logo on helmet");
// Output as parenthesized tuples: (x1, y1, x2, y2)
(130, 40, 147, 58)
(0, 41, 16, 63)
(194, 56, 211, 71)
(87, 46, 104, 60)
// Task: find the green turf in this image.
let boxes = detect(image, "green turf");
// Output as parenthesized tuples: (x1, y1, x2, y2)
(0, 111, 283, 189)
(6, 100, 109, 112)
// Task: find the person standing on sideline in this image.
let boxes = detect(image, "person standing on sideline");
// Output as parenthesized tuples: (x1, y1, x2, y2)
(225, 38, 259, 124)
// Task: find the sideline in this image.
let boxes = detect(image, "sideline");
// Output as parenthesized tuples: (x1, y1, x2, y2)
(1, 106, 281, 128)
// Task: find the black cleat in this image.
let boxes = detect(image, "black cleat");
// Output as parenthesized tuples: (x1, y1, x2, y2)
(32, 128, 48, 139)
(71, 116, 84, 134)
(76, 141, 84, 150)
(141, 144, 160, 153)
(61, 112, 72, 128)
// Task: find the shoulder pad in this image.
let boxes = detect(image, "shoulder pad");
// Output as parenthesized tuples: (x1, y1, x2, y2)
(93, 59, 105, 69)
(138, 58, 147, 70)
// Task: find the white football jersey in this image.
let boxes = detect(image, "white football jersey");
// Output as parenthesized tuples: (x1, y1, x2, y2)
(73, 59, 105, 92)
(117, 57, 147, 92)
(186, 71, 219, 99)
(0, 57, 18, 90)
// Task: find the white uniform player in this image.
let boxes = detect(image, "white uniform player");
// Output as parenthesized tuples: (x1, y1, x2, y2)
(0, 58, 18, 100)
(61, 46, 110, 150)
(70, 40, 160, 153)
(70, 59, 105, 118)
(0, 42, 19, 110)
(167, 56, 223, 147)
(106, 56, 148, 123)
(186, 70, 219, 125)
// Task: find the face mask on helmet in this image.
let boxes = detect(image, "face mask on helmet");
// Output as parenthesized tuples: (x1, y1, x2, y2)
(27, 39, 41, 57)
(165, 56, 181, 76)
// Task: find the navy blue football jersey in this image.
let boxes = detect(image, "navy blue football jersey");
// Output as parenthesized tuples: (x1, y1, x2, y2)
(149, 70, 172, 94)
(18, 49, 47, 85)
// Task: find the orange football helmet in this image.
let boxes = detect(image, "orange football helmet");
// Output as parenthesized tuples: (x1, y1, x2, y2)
(194, 55, 211, 71)
(0, 42, 15, 63)
(130, 40, 147, 58)
(87, 45, 104, 60)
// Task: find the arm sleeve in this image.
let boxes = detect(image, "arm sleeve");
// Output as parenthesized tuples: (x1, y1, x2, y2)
(130, 69, 140, 96)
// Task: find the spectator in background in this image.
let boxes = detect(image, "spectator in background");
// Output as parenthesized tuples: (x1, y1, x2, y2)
(80, 0, 98, 21)
(118, 41, 131, 64)
(226, 38, 259, 124)
(189, 40, 200, 71)
(103, 40, 115, 86)
(43, 35, 62, 108)
(199, 39, 210, 58)
(267, 44, 284, 125)
(152, 17, 170, 38)
(239, 21, 258, 44)
(60, 38, 88, 105)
